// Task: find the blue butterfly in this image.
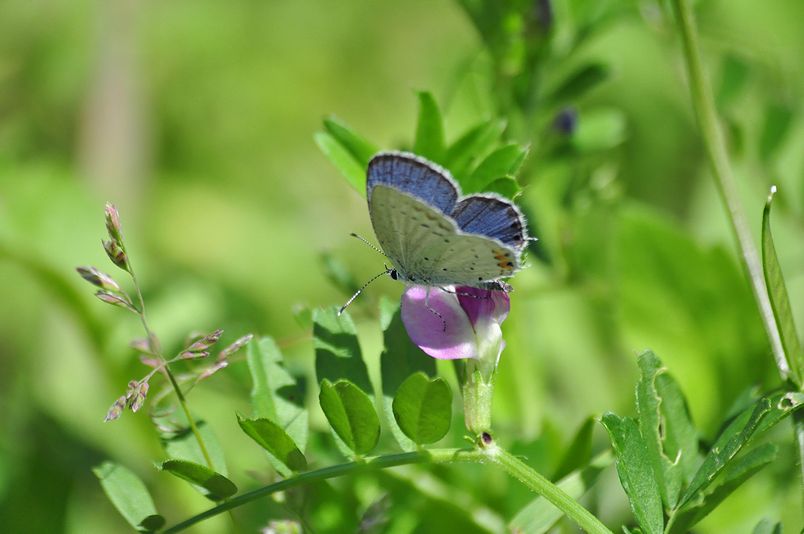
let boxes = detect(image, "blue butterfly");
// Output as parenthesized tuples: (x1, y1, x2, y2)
(340, 151, 528, 314)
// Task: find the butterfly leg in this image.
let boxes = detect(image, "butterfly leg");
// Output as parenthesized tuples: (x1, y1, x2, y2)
(424, 287, 447, 332)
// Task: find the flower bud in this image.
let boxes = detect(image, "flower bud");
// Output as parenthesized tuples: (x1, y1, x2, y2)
(104, 395, 127, 422)
(197, 360, 228, 381)
(217, 333, 254, 361)
(95, 291, 137, 313)
(104, 202, 123, 244)
(129, 382, 149, 413)
(76, 266, 122, 292)
(180, 350, 210, 360)
(103, 239, 129, 271)
(187, 329, 223, 352)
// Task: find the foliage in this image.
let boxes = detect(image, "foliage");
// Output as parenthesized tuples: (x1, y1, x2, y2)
(1, 0, 803, 532)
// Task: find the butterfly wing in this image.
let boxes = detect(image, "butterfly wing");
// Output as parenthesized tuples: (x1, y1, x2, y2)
(369, 185, 520, 286)
(451, 194, 527, 250)
(367, 152, 458, 214)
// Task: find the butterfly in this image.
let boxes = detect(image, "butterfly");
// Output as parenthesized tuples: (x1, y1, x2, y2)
(339, 151, 528, 315)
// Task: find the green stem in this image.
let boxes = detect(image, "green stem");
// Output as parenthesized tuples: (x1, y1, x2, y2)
(162, 448, 481, 533)
(483, 442, 612, 534)
(123, 246, 215, 470)
(671, 0, 789, 381)
(162, 445, 609, 534)
(164, 365, 214, 468)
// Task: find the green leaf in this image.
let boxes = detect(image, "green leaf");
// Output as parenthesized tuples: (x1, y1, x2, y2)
(510, 454, 611, 534)
(552, 416, 595, 481)
(320, 251, 360, 296)
(636, 351, 698, 510)
(379, 298, 436, 450)
(443, 119, 506, 178)
(715, 55, 749, 109)
(572, 108, 626, 152)
(759, 103, 793, 163)
(484, 177, 521, 199)
(677, 391, 802, 508)
(237, 415, 307, 474)
(313, 307, 373, 393)
(667, 443, 777, 533)
(753, 391, 804, 436)
(392, 372, 452, 445)
(548, 63, 609, 103)
(319, 379, 380, 456)
(413, 91, 446, 162)
(246, 337, 308, 452)
(752, 518, 782, 534)
(93, 462, 165, 532)
(161, 420, 228, 476)
(323, 115, 379, 167)
(762, 187, 804, 386)
(463, 143, 527, 194)
(315, 131, 366, 195)
(600, 413, 664, 534)
(160, 459, 237, 501)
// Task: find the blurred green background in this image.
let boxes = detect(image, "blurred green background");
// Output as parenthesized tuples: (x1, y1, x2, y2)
(1, 0, 803, 532)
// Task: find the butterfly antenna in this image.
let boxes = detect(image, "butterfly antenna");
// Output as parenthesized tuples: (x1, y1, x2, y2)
(338, 268, 393, 316)
(350, 233, 388, 258)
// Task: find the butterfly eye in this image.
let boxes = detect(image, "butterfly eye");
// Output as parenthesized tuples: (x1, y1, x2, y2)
(389, 270, 398, 280)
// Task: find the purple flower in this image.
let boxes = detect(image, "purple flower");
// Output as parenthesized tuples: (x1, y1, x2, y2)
(400, 285, 510, 362)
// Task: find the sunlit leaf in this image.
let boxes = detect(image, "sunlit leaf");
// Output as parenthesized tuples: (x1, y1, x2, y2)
(601, 413, 664, 534)
(413, 91, 446, 162)
(246, 337, 308, 452)
(323, 115, 379, 167)
(679, 391, 802, 508)
(392, 372, 451, 445)
(160, 459, 237, 501)
(761, 187, 804, 386)
(237, 415, 307, 474)
(636, 351, 697, 510)
(463, 143, 527, 194)
(443, 119, 506, 179)
(93, 462, 164, 532)
(315, 131, 366, 195)
(319, 379, 380, 456)
(484, 177, 521, 199)
(161, 419, 228, 476)
(666, 443, 777, 534)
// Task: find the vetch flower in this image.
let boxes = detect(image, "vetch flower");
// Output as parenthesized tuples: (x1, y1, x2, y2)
(400, 285, 511, 436)
(400, 285, 509, 363)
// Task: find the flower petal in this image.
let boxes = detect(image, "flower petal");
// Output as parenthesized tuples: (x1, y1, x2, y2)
(456, 286, 510, 329)
(401, 286, 477, 359)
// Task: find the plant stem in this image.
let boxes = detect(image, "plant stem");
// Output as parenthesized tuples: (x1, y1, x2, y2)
(483, 442, 612, 534)
(162, 448, 481, 533)
(163, 364, 214, 468)
(162, 445, 609, 534)
(671, 0, 789, 381)
(123, 246, 215, 470)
